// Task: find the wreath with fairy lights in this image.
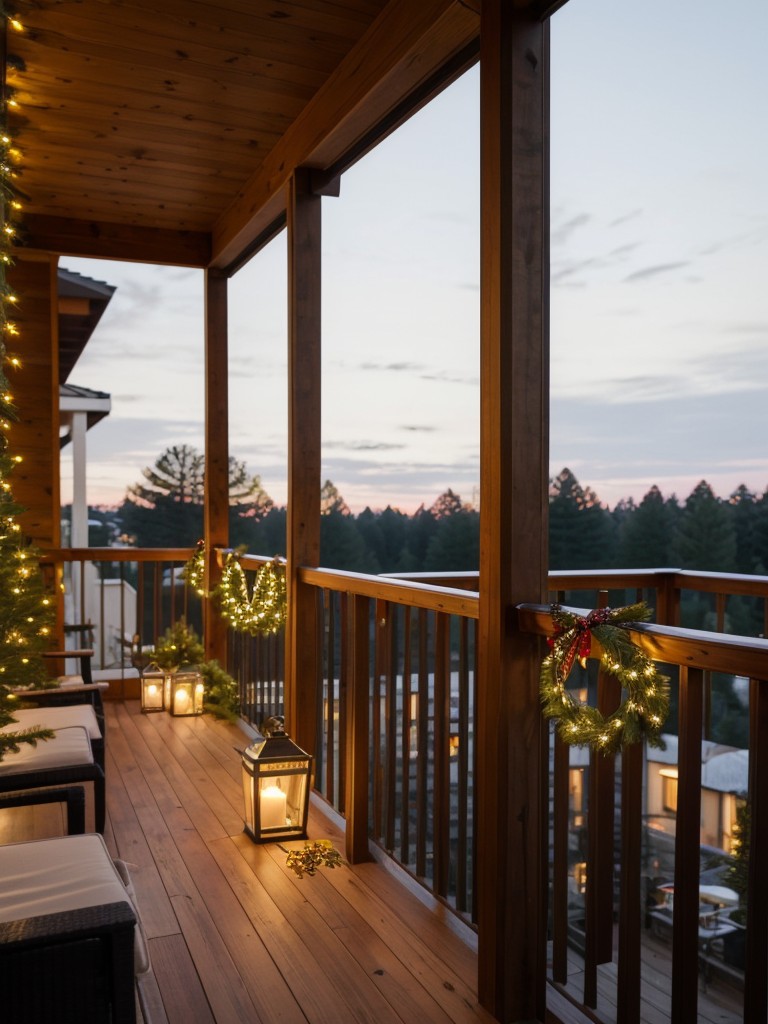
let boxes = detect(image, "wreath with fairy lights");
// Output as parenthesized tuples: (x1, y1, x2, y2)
(540, 602, 669, 754)
(181, 544, 287, 635)
(216, 552, 287, 636)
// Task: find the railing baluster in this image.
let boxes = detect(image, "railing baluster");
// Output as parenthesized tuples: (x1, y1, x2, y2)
(616, 740, 642, 1024)
(671, 665, 703, 1022)
(744, 676, 768, 1022)
(416, 608, 429, 881)
(551, 728, 569, 984)
(456, 615, 469, 914)
(433, 611, 450, 898)
(400, 606, 412, 866)
(384, 604, 397, 852)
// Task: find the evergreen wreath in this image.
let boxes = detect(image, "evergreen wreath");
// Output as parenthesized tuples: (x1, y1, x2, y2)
(540, 601, 669, 754)
(216, 552, 287, 636)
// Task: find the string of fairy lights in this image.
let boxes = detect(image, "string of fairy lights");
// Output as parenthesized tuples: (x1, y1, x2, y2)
(183, 542, 287, 636)
(0, 7, 56, 689)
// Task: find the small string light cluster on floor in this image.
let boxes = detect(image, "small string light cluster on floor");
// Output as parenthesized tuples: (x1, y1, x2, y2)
(540, 601, 669, 755)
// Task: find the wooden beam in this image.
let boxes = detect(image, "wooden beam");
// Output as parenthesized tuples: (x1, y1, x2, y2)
(212, 0, 478, 268)
(20, 214, 211, 268)
(203, 269, 229, 666)
(476, 1, 549, 1020)
(285, 169, 322, 756)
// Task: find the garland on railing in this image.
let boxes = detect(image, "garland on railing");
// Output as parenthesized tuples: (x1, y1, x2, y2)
(182, 539, 207, 596)
(540, 602, 669, 754)
(182, 543, 287, 636)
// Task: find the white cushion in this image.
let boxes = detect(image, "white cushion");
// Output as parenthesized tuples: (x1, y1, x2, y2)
(0, 725, 93, 774)
(6, 705, 101, 741)
(0, 833, 150, 974)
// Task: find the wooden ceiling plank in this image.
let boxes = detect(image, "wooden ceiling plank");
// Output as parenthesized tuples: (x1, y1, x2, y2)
(213, 0, 473, 266)
(20, 42, 318, 109)
(23, 137, 254, 181)
(23, 109, 283, 156)
(27, 19, 333, 93)
(21, 213, 211, 267)
(103, 0, 387, 43)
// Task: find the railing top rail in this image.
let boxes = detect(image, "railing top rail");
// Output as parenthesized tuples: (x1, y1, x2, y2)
(518, 603, 768, 678)
(300, 566, 480, 618)
(41, 547, 196, 563)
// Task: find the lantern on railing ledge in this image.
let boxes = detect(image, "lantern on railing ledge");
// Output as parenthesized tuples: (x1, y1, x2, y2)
(140, 666, 166, 713)
(241, 725, 312, 843)
(168, 670, 205, 717)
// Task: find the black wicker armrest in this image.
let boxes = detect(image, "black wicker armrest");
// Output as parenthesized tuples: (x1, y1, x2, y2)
(0, 785, 86, 834)
(0, 901, 137, 1024)
(0, 899, 136, 950)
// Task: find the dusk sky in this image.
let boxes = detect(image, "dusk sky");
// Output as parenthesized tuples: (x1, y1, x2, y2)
(59, 0, 768, 514)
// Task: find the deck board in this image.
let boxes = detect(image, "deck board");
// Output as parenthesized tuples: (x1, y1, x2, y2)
(105, 701, 494, 1024)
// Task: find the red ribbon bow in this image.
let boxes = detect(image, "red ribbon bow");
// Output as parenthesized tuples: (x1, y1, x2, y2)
(547, 606, 613, 683)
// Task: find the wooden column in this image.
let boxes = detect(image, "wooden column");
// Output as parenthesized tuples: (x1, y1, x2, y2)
(8, 255, 60, 549)
(477, 2, 549, 1020)
(285, 169, 321, 755)
(203, 268, 229, 665)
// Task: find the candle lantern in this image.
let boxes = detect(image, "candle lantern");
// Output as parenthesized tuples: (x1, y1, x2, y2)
(241, 727, 312, 843)
(140, 667, 165, 713)
(168, 670, 205, 716)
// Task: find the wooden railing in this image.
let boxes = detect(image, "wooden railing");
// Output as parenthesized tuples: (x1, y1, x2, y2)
(40, 550, 768, 1020)
(40, 547, 201, 682)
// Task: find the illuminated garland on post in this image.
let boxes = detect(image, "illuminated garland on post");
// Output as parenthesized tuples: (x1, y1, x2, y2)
(216, 552, 286, 636)
(182, 539, 207, 596)
(182, 543, 287, 636)
(540, 602, 669, 754)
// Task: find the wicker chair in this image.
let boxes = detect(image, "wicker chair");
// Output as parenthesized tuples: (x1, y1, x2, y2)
(0, 726, 105, 832)
(0, 831, 150, 1024)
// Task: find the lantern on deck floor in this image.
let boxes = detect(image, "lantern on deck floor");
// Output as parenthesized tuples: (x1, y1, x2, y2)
(168, 670, 205, 716)
(140, 667, 165, 713)
(241, 727, 312, 843)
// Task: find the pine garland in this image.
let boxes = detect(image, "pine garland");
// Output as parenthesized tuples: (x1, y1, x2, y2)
(181, 539, 206, 596)
(216, 552, 286, 636)
(540, 602, 669, 754)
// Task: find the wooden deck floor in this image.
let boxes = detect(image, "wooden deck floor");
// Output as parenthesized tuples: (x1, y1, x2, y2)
(26, 701, 494, 1024)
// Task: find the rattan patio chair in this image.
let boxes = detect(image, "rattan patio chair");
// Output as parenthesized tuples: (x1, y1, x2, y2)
(0, 785, 86, 835)
(0, 831, 150, 1024)
(0, 726, 105, 832)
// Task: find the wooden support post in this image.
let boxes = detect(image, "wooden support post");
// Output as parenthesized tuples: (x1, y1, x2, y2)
(203, 268, 229, 666)
(285, 169, 321, 756)
(477, 2, 549, 1020)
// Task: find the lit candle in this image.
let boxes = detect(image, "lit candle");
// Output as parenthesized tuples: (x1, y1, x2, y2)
(194, 682, 204, 713)
(174, 687, 189, 714)
(260, 784, 287, 829)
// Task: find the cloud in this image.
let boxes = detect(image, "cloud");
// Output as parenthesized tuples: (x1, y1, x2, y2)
(609, 209, 643, 228)
(401, 425, 437, 433)
(324, 440, 405, 452)
(359, 361, 425, 373)
(551, 213, 591, 246)
(623, 262, 690, 282)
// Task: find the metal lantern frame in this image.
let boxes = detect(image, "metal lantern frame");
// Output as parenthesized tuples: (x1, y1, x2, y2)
(167, 669, 205, 717)
(241, 732, 312, 843)
(140, 666, 166, 713)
